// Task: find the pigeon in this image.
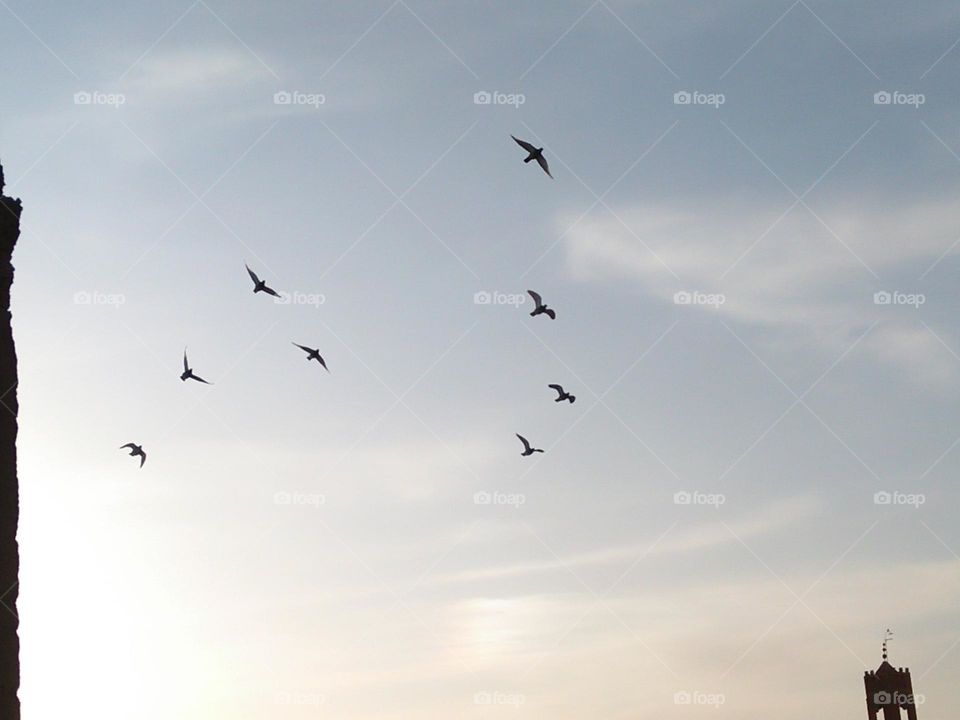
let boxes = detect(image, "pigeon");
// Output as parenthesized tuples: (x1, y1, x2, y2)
(511, 135, 552, 178)
(292, 342, 329, 371)
(548, 384, 576, 404)
(180, 348, 211, 384)
(516, 433, 544, 457)
(120, 443, 147, 468)
(245, 263, 281, 298)
(527, 290, 556, 319)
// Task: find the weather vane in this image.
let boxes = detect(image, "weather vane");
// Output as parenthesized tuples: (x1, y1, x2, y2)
(882, 628, 893, 660)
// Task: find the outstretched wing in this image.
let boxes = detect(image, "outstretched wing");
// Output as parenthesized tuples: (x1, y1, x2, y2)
(139, 450, 146, 467)
(120, 443, 137, 450)
(261, 284, 281, 298)
(511, 135, 537, 153)
(183, 348, 189, 373)
(548, 384, 564, 397)
(543, 308, 556, 320)
(527, 290, 543, 308)
(292, 342, 313, 354)
(192, 375, 212, 385)
(317, 356, 329, 372)
(516, 433, 532, 452)
(535, 155, 553, 179)
(245, 263, 261, 286)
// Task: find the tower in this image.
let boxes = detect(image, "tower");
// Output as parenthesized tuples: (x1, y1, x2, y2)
(864, 630, 918, 720)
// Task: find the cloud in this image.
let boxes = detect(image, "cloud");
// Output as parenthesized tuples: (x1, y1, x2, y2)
(562, 195, 960, 387)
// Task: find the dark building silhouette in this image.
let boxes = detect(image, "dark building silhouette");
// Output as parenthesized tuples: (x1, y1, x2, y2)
(0, 161, 21, 718)
(864, 634, 918, 720)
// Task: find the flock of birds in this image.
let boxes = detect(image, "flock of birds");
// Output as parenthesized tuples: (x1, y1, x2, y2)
(120, 136, 566, 468)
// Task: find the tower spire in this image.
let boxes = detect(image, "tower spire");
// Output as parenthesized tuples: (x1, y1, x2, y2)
(882, 628, 893, 661)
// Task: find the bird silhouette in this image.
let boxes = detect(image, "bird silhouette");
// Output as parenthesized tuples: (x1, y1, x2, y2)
(527, 290, 556, 319)
(120, 443, 146, 468)
(512, 135, 552, 178)
(516, 433, 544, 457)
(245, 263, 281, 298)
(292, 342, 329, 371)
(548, 384, 576, 403)
(180, 348, 211, 384)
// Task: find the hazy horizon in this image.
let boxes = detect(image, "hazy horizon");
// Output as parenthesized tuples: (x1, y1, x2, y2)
(2, 1, 960, 718)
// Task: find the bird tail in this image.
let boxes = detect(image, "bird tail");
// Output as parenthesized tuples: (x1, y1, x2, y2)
(570, 396, 576, 403)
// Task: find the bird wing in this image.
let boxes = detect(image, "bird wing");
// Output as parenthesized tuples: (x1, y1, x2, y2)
(544, 308, 556, 320)
(193, 375, 212, 385)
(183, 348, 189, 372)
(245, 264, 261, 286)
(292, 342, 312, 354)
(120, 443, 137, 450)
(512, 135, 537, 153)
(536, 155, 553, 178)
(262, 284, 281, 298)
(139, 451, 146, 467)
(527, 290, 543, 307)
(516, 434, 532, 452)
(317, 356, 329, 372)
(548, 384, 564, 396)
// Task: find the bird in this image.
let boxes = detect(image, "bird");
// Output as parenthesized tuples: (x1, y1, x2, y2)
(511, 135, 552, 178)
(516, 433, 544, 457)
(292, 342, 329, 371)
(180, 348, 211, 384)
(120, 443, 147, 468)
(548, 384, 576, 404)
(527, 290, 556, 319)
(245, 263, 281, 298)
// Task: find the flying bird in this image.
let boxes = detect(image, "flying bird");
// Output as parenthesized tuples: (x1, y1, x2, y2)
(120, 443, 146, 468)
(516, 433, 544, 457)
(527, 290, 556, 319)
(511, 135, 552, 178)
(548, 384, 576, 404)
(245, 263, 281, 298)
(180, 348, 211, 384)
(292, 342, 329, 371)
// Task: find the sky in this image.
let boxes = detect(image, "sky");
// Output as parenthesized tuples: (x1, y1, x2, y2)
(2, 0, 960, 718)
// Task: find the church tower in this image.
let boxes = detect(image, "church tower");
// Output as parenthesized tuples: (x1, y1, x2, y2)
(864, 630, 918, 720)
